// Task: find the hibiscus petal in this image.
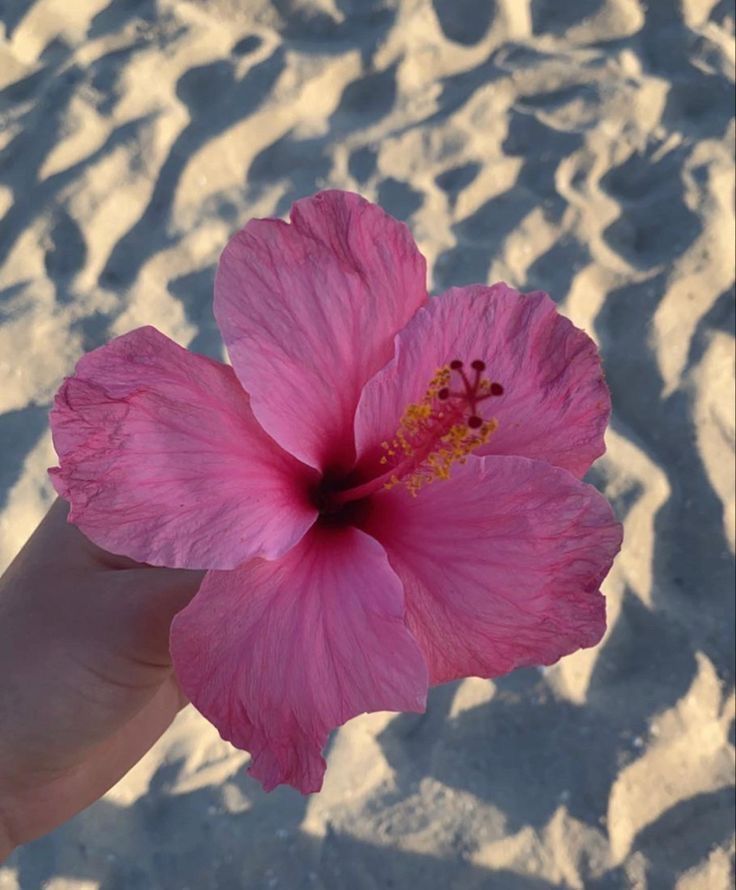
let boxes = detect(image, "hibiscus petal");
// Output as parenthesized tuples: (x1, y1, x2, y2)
(214, 190, 427, 472)
(170, 526, 428, 793)
(362, 455, 622, 685)
(355, 284, 610, 478)
(50, 326, 318, 569)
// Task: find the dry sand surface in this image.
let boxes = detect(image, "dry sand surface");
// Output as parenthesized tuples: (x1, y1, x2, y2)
(1, 0, 735, 887)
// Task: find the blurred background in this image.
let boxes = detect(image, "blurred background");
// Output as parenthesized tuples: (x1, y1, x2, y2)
(0, 0, 734, 888)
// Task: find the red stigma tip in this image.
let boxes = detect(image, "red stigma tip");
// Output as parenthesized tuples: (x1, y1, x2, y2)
(471, 359, 486, 371)
(490, 382, 504, 396)
(467, 415, 483, 429)
(449, 359, 463, 370)
(438, 387, 450, 400)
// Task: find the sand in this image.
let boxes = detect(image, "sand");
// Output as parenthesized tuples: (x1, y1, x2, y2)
(0, 0, 734, 887)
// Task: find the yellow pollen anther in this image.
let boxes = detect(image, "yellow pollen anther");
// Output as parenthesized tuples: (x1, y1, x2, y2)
(380, 361, 501, 496)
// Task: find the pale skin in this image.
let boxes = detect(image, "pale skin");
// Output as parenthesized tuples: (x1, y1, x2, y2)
(0, 499, 204, 860)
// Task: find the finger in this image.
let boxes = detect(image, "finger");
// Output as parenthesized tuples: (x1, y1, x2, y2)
(5, 498, 144, 575)
(1, 499, 206, 666)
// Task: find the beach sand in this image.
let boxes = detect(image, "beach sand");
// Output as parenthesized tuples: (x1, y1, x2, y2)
(0, 0, 734, 887)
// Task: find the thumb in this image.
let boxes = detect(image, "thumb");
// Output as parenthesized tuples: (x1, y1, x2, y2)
(4, 498, 208, 668)
(96, 565, 207, 668)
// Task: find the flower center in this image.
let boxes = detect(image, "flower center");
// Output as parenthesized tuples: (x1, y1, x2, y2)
(330, 359, 503, 507)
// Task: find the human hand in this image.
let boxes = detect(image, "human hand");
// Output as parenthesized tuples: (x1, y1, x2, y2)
(0, 499, 204, 859)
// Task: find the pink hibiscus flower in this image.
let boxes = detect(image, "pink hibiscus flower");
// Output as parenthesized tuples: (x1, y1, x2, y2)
(50, 190, 622, 793)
